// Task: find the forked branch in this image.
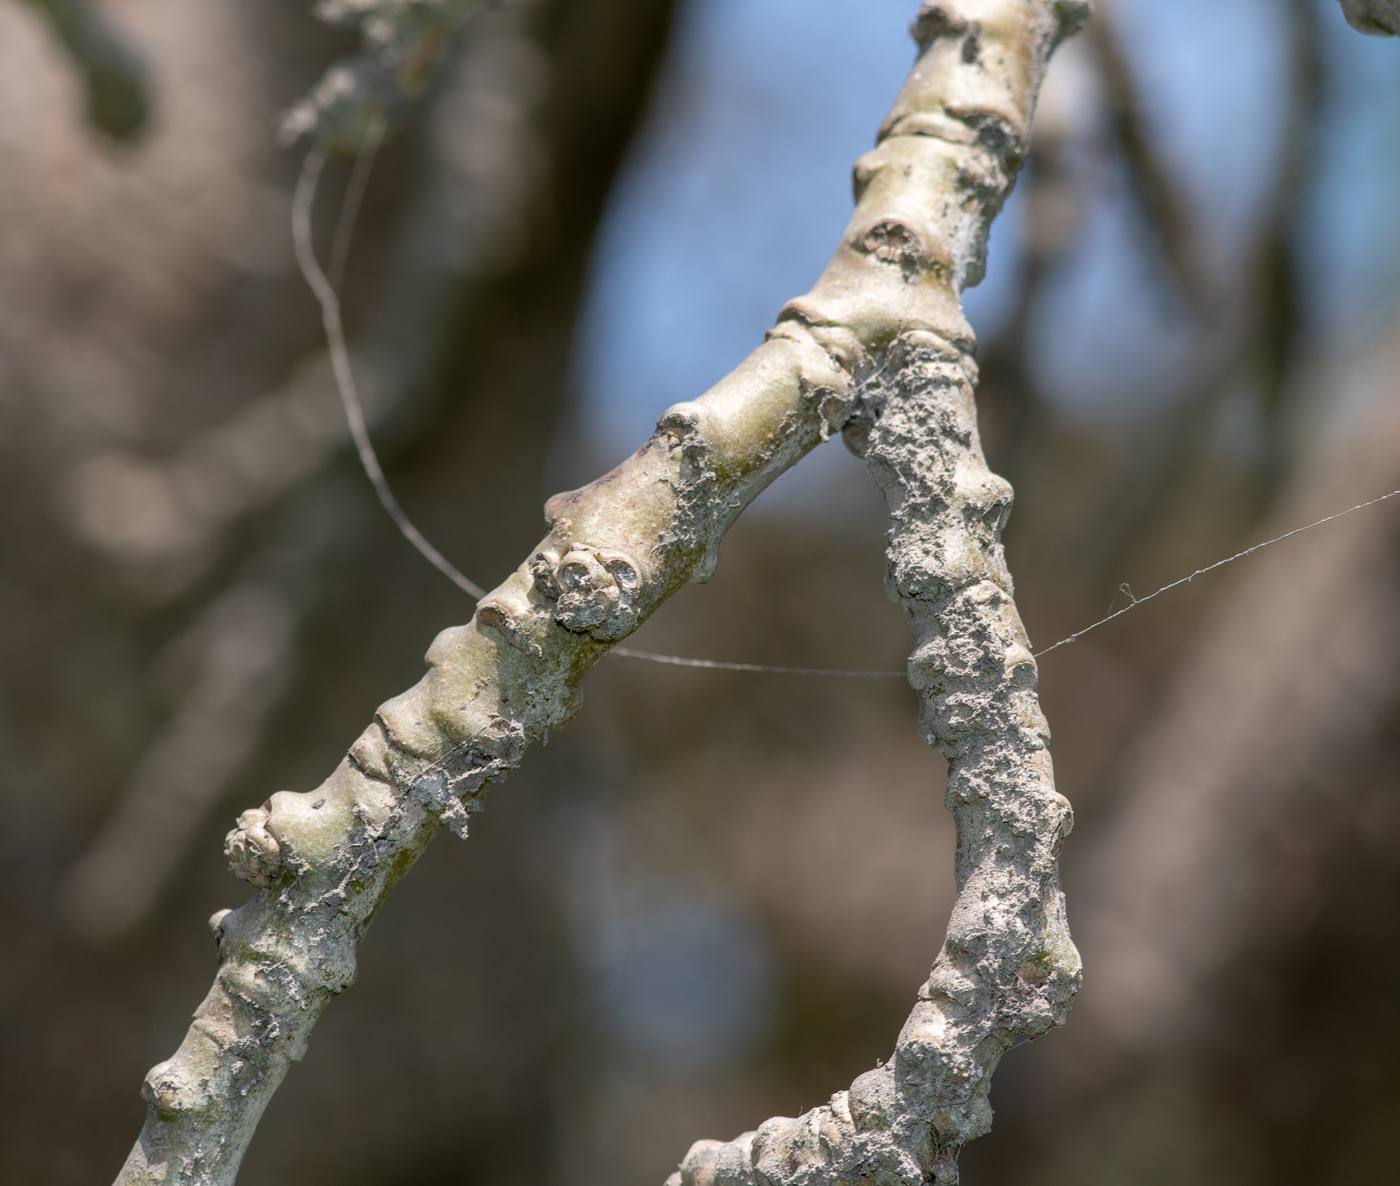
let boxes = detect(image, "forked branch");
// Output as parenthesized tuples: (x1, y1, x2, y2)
(115, 3, 1085, 1182)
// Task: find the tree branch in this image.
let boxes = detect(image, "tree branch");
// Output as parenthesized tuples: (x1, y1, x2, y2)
(114, 3, 1085, 1182)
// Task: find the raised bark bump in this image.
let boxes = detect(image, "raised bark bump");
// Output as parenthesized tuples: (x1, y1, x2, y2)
(116, 3, 1085, 1182)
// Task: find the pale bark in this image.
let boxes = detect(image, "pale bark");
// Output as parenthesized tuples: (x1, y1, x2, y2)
(115, 3, 1086, 1183)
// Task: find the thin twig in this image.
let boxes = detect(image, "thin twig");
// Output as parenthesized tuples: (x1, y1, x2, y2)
(327, 118, 386, 293)
(291, 147, 487, 601)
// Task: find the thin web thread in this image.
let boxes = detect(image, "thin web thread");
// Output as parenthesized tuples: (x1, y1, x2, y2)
(294, 143, 1400, 678)
(1031, 486, 1400, 657)
(292, 144, 488, 601)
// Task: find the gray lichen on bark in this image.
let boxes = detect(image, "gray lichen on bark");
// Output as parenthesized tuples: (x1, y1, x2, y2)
(115, 3, 1085, 1183)
(670, 7, 1083, 1183)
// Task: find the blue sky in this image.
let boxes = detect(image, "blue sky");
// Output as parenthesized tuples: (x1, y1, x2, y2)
(571, 0, 1400, 479)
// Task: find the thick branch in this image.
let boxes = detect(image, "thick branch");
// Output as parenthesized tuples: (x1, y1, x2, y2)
(115, 3, 1085, 1183)
(669, 6, 1082, 1184)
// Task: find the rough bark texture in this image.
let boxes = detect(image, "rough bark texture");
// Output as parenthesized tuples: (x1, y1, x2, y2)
(116, 3, 1085, 1182)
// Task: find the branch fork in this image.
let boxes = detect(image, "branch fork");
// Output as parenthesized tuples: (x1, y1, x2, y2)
(116, 4, 1086, 1182)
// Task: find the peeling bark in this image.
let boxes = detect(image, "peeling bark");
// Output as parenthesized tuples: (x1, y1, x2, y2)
(115, 3, 1086, 1182)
